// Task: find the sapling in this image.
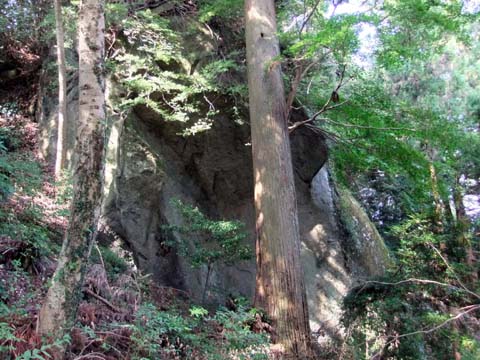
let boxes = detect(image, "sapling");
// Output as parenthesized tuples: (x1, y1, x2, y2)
(165, 199, 252, 303)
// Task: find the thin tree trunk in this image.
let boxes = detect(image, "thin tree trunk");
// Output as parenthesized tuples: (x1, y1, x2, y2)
(245, 0, 312, 358)
(37, 0, 106, 345)
(54, 0, 68, 178)
(202, 263, 212, 304)
(453, 180, 478, 283)
(429, 162, 444, 227)
(425, 144, 445, 233)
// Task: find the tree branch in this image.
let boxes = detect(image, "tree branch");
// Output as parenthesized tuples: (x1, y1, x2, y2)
(285, 65, 303, 122)
(323, 118, 417, 132)
(288, 100, 348, 133)
(356, 277, 479, 298)
(370, 304, 480, 360)
(299, 0, 323, 35)
(83, 288, 121, 313)
(428, 242, 480, 300)
(288, 64, 348, 133)
(285, 56, 328, 121)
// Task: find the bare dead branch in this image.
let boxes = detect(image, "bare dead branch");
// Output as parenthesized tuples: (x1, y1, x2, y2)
(285, 65, 304, 122)
(94, 244, 111, 295)
(73, 353, 107, 360)
(428, 243, 480, 300)
(288, 99, 348, 132)
(285, 55, 329, 121)
(299, 0, 323, 35)
(357, 278, 478, 298)
(83, 288, 122, 313)
(303, 123, 345, 143)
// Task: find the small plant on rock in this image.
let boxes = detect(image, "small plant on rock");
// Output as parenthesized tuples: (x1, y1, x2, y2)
(165, 199, 252, 303)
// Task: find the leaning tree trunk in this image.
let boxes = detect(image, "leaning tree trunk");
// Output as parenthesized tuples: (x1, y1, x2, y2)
(245, 0, 312, 358)
(37, 0, 105, 343)
(53, 0, 68, 178)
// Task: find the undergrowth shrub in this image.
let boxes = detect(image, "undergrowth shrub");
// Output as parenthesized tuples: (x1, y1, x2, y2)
(0, 321, 70, 360)
(0, 132, 42, 201)
(342, 212, 480, 359)
(164, 199, 252, 303)
(0, 118, 60, 268)
(129, 302, 269, 360)
(90, 245, 129, 279)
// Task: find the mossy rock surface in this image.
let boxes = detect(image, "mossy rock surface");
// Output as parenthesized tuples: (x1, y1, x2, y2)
(337, 186, 392, 276)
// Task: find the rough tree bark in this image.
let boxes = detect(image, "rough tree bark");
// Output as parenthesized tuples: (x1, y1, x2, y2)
(244, 0, 313, 358)
(54, 0, 68, 177)
(37, 0, 105, 342)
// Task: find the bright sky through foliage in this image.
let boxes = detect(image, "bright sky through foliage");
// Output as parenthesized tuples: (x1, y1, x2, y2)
(326, 0, 480, 67)
(326, 0, 377, 68)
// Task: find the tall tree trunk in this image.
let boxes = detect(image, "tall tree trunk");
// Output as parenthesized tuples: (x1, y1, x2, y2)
(37, 0, 105, 343)
(244, 1, 312, 358)
(54, 0, 68, 178)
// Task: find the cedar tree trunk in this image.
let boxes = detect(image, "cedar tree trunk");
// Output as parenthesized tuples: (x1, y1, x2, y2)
(244, 0, 312, 358)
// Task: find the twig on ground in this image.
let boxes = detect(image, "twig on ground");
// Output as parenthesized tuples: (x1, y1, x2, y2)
(73, 352, 107, 360)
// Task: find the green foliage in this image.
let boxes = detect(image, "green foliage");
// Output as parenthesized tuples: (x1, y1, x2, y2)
(0, 155, 42, 201)
(0, 323, 70, 360)
(164, 199, 251, 303)
(109, 10, 241, 136)
(106, 3, 129, 28)
(344, 277, 480, 360)
(391, 215, 452, 277)
(328, 74, 430, 209)
(90, 245, 129, 278)
(189, 305, 209, 318)
(212, 306, 269, 359)
(0, 120, 61, 270)
(274, 0, 479, 231)
(460, 336, 480, 360)
(0, 102, 20, 117)
(166, 199, 252, 269)
(197, 0, 243, 22)
(131, 303, 192, 358)
(282, 12, 367, 62)
(129, 302, 269, 359)
(0, 0, 50, 42)
(343, 211, 479, 359)
(0, 127, 42, 202)
(377, 0, 470, 68)
(0, 261, 32, 319)
(0, 322, 18, 354)
(0, 173, 58, 266)
(0, 210, 56, 263)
